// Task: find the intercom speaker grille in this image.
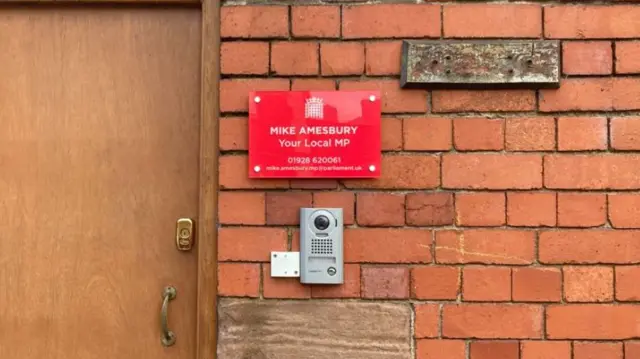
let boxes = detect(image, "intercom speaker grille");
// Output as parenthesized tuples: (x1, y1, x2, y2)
(311, 237, 334, 255)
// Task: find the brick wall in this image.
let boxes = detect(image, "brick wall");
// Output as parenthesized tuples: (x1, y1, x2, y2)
(218, 2, 640, 359)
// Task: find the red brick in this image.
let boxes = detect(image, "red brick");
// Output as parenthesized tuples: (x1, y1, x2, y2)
(412, 266, 460, 300)
(505, 117, 556, 151)
(221, 42, 269, 75)
(345, 228, 432, 263)
(290, 78, 335, 91)
(218, 227, 287, 262)
(615, 41, 640, 74)
(356, 193, 405, 227)
(540, 78, 612, 112)
(613, 78, 640, 110)
(221, 6, 288, 38)
(265, 192, 312, 225)
(564, 266, 613, 302)
(546, 304, 640, 339)
(507, 192, 556, 227)
(365, 41, 402, 75)
(610, 117, 640, 150)
(290, 179, 338, 190)
(312, 264, 361, 298)
(433, 90, 535, 113)
(271, 42, 318, 75)
(455, 192, 506, 227)
(339, 80, 427, 113)
(521, 341, 571, 359)
(219, 192, 265, 225)
(362, 266, 410, 299)
(615, 266, 640, 301)
(454, 118, 504, 151)
(444, 4, 541, 38)
(263, 264, 311, 299)
(443, 154, 542, 190)
(382, 118, 403, 151)
(545, 155, 640, 189)
(470, 341, 519, 359)
(320, 42, 364, 76)
(219, 117, 248, 151)
(343, 155, 440, 190)
(557, 117, 608, 151)
(512, 267, 562, 302)
(557, 193, 606, 227)
(609, 194, 640, 228)
(406, 192, 455, 226)
(545, 6, 640, 39)
(343, 4, 440, 39)
(462, 266, 511, 302)
(219, 155, 288, 189)
(220, 78, 289, 112)
(539, 230, 640, 264)
(417, 340, 466, 359)
(403, 118, 453, 151)
(562, 41, 612, 75)
(313, 192, 355, 225)
(442, 304, 542, 339)
(415, 304, 440, 338)
(574, 342, 622, 359)
(292, 5, 340, 38)
(218, 263, 260, 297)
(435, 230, 536, 265)
(626, 342, 640, 359)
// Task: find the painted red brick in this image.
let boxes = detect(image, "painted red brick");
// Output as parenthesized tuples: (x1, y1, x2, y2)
(218, 192, 265, 225)
(219, 155, 288, 189)
(219, 117, 247, 151)
(221, 6, 289, 38)
(616, 41, 640, 74)
(404, 118, 453, 151)
(339, 79, 427, 113)
(453, 118, 504, 151)
(455, 192, 506, 227)
(610, 117, 640, 150)
(221, 42, 269, 75)
(442, 304, 543, 339)
(432, 90, 535, 113)
(462, 266, 511, 302)
(356, 193, 405, 226)
(365, 41, 402, 75)
(218, 263, 260, 297)
(557, 193, 607, 227)
(345, 228, 432, 263)
(320, 42, 365, 76)
(290, 78, 335, 91)
(539, 230, 640, 264)
(557, 117, 608, 151)
(545, 6, 640, 39)
(343, 4, 441, 39)
(512, 267, 562, 302)
(417, 340, 466, 359)
(218, 227, 288, 262)
(470, 341, 519, 359)
(220, 78, 289, 112)
(412, 266, 460, 300)
(615, 266, 640, 301)
(313, 192, 355, 225)
(609, 194, 640, 228)
(507, 192, 556, 227)
(505, 117, 555, 151)
(292, 6, 340, 38)
(265, 192, 312, 225)
(435, 230, 536, 265)
(406, 192, 455, 226)
(562, 41, 612, 75)
(343, 155, 440, 190)
(545, 155, 640, 189)
(521, 341, 571, 359)
(563, 266, 613, 302)
(361, 266, 410, 299)
(271, 42, 319, 75)
(382, 118, 403, 151)
(415, 304, 440, 338)
(442, 154, 542, 190)
(574, 342, 623, 359)
(444, 4, 541, 38)
(547, 304, 640, 339)
(311, 264, 361, 299)
(263, 264, 311, 299)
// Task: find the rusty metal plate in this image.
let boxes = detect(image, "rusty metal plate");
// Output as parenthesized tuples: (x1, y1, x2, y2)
(401, 40, 560, 89)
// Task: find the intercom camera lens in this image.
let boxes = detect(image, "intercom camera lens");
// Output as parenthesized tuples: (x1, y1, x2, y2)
(314, 215, 331, 230)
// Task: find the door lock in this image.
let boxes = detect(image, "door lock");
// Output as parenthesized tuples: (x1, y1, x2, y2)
(176, 218, 195, 251)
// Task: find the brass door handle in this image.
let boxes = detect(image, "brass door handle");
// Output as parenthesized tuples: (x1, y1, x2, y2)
(161, 286, 177, 347)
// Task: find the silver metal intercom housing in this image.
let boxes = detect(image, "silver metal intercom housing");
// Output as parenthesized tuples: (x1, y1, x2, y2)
(299, 208, 344, 285)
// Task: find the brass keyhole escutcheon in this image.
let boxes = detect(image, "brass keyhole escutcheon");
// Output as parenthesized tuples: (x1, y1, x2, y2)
(175, 218, 195, 251)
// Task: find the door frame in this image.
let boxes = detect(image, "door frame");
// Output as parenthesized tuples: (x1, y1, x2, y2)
(3, 0, 220, 358)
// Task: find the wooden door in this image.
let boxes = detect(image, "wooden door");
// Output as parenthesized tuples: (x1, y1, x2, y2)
(0, 7, 202, 358)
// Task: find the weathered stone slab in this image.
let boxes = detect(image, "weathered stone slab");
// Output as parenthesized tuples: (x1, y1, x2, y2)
(218, 299, 412, 359)
(401, 40, 560, 89)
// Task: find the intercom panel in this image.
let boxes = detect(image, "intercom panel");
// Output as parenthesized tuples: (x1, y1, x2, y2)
(299, 208, 344, 285)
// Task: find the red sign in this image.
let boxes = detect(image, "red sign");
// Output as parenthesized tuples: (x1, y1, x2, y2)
(249, 91, 381, 179)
